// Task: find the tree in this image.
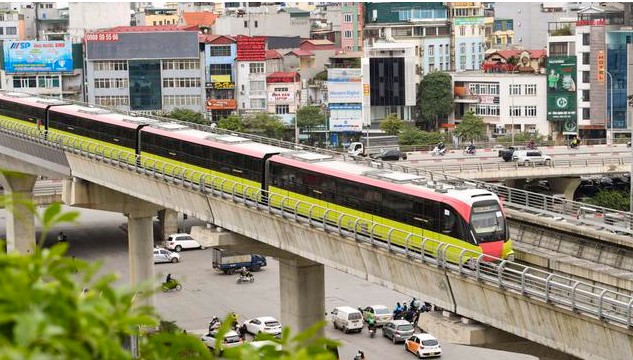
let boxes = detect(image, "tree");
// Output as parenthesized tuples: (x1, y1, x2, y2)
(242, 112, 286, 139)
(454, 110, 486, 142)
(379, 114, 404, 135)
(417, 71, 454, 130)
(218, 114, 245, 132)
(583, 190, 630, 212)
(168, 108, 207, 125)
(295, 106, 325, 139)
(398, 125, 445, 146)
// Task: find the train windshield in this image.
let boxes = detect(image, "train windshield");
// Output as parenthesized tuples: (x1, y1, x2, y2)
(470, 201, 506, 243)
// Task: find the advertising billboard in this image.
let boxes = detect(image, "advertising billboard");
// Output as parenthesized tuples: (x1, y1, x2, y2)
(328, 69, 362, 82)
(546, 56, 577, 122)
(236, 36, 266, 61)
(329, 104, 362, 132)
(328, 82, 363, 103)
(3, 41, 73, 73)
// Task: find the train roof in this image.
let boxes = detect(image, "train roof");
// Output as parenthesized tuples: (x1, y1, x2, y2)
(272, 152, 500, 219)
(0, 92, 62, 109)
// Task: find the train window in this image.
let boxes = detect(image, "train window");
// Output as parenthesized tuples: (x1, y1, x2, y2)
(441, 206, 465, 240)
(337, 179, 361, 208)
(412, 199, 439, 232)
(362, 187, 383, 215)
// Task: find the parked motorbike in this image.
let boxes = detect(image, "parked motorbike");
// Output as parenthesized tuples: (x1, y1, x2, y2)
(236, 273, 255, 284)
(430, 146, 447, 156)
(162, 279, 182, 292)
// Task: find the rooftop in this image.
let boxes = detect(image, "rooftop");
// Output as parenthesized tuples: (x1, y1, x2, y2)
(266, 50, 283, 60)
(285, 49, 314, 57)
(102, 25, 198, 33)
(182, 11, 218, 27)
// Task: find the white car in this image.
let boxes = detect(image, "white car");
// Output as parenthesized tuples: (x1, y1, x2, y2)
(361, 304, 393, 326)
(243, 316, 282, 336)
(163, 233, 204, 252)
(200, 330, 242, 351)
(511, 150, 552, 166)
(153, 247, 180, 263)
(405, 333, 442, 358)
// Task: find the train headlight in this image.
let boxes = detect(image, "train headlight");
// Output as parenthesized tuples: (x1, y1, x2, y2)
(507, 253, 515, 262)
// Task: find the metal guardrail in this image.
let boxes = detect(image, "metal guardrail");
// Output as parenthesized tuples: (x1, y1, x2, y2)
(0, 121, 632, 329)
(421, 156, 630, 173)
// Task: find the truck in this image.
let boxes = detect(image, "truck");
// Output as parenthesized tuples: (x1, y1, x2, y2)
(347, 135, 400, 157)
(212, 247, 267, 274)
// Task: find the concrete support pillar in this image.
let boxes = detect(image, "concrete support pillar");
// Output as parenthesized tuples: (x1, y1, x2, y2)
(549, 177, 582, 200)
(127, 208, 156, 309)
(279, 258, 325, 338)
(163, 209, 179, 238)
(0, 173, 37, 253)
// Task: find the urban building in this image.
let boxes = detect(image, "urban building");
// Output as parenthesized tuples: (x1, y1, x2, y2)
(136, 7, 179, 26)
(203, 34, 237, 122)
(0, 39, 82, 99)
(266, 71, 301, 125)
(485, 18, 515, 50)
(284, 39, 337, 81)
(364, 2, 450, 81)
(547, 3, 633, 141)
(213, 8, 310, 38)
(84, 26, 203, 113)
(362, 42, 416, 125)
(340, 2, 363, 51)
(447, 2, 486, 71)
(180, 11, 218, 33)
(68, 2, 131, 44)
(0, 8, 26, 41)
(265, 50, 283, 73)
(235, 35, 267, 115)
(452, 71, 549, 138)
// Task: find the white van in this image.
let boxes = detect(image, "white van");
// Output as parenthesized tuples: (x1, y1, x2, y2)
(331, 306, 364, 333)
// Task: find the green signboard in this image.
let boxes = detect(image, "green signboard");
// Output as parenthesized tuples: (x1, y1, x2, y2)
(547, 56, 577, 122)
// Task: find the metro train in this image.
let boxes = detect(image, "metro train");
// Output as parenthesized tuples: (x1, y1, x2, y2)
(0, 92, 514, 262)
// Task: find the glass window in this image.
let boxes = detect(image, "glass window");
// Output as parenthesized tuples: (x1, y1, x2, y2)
(582, 71, 590, 83)
(344, 14, 352, 23)
(582, 33, 590, 46)
(249, 98, 265, 109)
(6, 27, 16, 35)
(250, 80, 265, 92)
(582, 107, 590, 119)
(509, 106, 521, 117)
(428, 45, 434, 56)
(209, 63, 232, 76)
(509, 84, 522, 95)
(209, 46, 231, 57)
(582, 52, 590, 65)
(525, 105, 537, 117)
(129, 60, 161, 111)
(524, 84, 536, 95)
(276, 104, 289, 114)
(582, 90, 590, 101)
(249, 62, 264, 74)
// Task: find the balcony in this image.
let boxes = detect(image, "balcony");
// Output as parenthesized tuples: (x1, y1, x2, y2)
(454, 86, 480, 104)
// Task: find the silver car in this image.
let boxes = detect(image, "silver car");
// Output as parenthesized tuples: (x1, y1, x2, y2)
(153, 248, 180, 263)
(511, 150, 552, 166)
(382, 319, 415, 344)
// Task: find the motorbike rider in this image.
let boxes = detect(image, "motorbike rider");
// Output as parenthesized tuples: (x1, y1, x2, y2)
(367, 317, 376, 335)
(354, 350, 366, 360)
(466, 142, 476, 154)
(437, 142, 445, 151)
(165, 273, 173, 284)
(527, 139, 536, 150)
(208, 316, 220, 332)
(239, 266, 252, 279)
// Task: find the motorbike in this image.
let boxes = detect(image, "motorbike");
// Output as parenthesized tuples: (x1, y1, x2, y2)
(430, 146, 447, 156)
(368, 327, 376, 338)
(208, 317, 221, 332)
(570, 141, 580, 149)
(463, 147, 476, 155)
(162, 279, 182, 292)
(354, 351, 366, 360)
(236, 273, 254, 284)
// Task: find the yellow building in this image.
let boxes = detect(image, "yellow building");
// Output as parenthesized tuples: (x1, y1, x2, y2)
(143, 7, 180, 26)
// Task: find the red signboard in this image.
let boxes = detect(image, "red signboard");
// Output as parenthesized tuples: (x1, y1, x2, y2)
(206, 99, 237, 110)
(85, 32, 120, 42)
(236, 35, 266, 61)
(576, 19, 605, 26)
(597, 50, 605, 83)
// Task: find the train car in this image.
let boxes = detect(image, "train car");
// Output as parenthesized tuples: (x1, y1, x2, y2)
(0, 92, 62, 128)
(266, 151, 513, 262)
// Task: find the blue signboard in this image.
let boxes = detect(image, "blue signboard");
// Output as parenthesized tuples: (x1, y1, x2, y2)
(3, 41, 73, 73)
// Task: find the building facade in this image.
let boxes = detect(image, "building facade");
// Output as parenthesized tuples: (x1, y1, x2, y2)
(452, 72, 549, 138)
(235, 35, 267, 115)
(448, 2, 486, 71)
(204, 35, 237, 122)
(266, 71, 300, 125)
(84, 26, 203, 113)
(340, 2, 363, 51)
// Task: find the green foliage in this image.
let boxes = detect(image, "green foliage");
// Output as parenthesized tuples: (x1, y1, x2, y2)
(551, 25, 572, 36)
(495, 131, 544, 145)
(218, 114, 245, 132)
(296, 106, 326, 132)
(243, 112, 287, 139)
(583, 190, 630, 212)
(168, 108, 208, 125)
(417, 71, 454, 130)
(313, 70, 328, 81)
(379, 114, 404, 135)
(398, 125, 444, 146)
(454, 111, 486, 141)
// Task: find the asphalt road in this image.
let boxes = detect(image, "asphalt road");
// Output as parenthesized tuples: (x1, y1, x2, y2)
(0, 206, 579, 360)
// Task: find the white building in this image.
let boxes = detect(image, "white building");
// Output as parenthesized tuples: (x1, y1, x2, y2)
(213, 11, 310, 38)
(68, 3, 131, 44)
(362, 42, 417, 125)
(236, 60, 267, 114)
(452, 72, 549, 138)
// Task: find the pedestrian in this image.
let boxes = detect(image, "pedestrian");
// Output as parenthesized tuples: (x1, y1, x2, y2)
(238, 324, 246, 341)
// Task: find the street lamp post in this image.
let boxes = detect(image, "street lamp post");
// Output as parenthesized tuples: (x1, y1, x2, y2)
(606, 71, 613, 146)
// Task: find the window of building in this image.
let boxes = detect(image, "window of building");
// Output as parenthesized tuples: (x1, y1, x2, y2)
(162, 60, 199, 70)
(276, 104, 290, 114)
(582, 71, 590, 83)
(250, 98, 265, 109)
(254, 20, 258, 28)
(429, 64, 435, 72)
(209, 63, 232, 76)
(428, 45, 434, 56)
(13, 77, 36, 88)
(244, 20, 248, 28)
(344, 13, 352, 23)
(582, 107, 590, 120)
(95, 96, 130, 107)
(249, 62, 264, 74)
(460, 56, 466, 70)
(459, 43, 466, 54)
(524, 105, 537, 117)
(392, 27, 412, 37)
(163, 95, 201, 106)
(510, 106, 521, 117)
(468, 83, 499, 95)
(250, 80, 265, 93)
(445, 44, 449, 55)
(524, 84, 536, 95)
(209, 46, 231, 57)
(549, 42, 568, 56)
(475, 104, 499, 116)
(94, 61, 128, 71)
(344, 30, 353, 38)
(471, 54, 476, 67)
(509, 84, 522, 95)
(414, 26, 424, 36)
(459, 26, 466, 36)
(582, 89, 590, 101)
(0, 28, 4, 35)
(38, 76, 60, 88)
(582, 33, 590, 46)
(582, 52, 590, 65)
(163, 77, 200, 88)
